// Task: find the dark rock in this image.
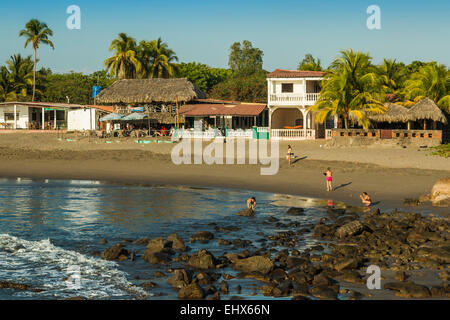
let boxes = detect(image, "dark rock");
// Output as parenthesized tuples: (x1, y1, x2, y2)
(145, 238, 172, 254)
(333, 257, 361, 272)
(313, 273, 332, 286)
(188, 249, 216, 269)
(431, 286, 446, 297)
(167, 234, 187, 251)
(178, 283, 205, 300)
(143, 251, 171, 264)
(220, 280, 229, 294)
(292, 284, 309, 297)
(286, 207, 304, 216)
(232, 256, 274, 275)
(154, 271, 165, 277)
(310, 285, 338, 300)
(194, 272, 214, 285)
(394, 271, 407, 282)
(236, 208, 255, 217)
(99, 238, 108, 245)
(141, 282, 158, 288)
(190, 231, 214, 243)
(166, 269, 192, 288)
(0, 281, 31, 290)
(218, 239, 231, 246)
(101, 244, 129, 261)
(336, 221, 364, 238)
(133, 237, 150, 245)
(270, 268, 288, 283)
(384, 281, 431, 298)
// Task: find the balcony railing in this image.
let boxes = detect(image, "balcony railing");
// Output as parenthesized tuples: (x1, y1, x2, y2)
(271, 129, 316, 140)
(269, 93, 320, 105)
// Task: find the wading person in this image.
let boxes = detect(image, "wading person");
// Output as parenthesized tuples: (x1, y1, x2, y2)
(360, 192, 372, 206)
(247, 197, 256, 210)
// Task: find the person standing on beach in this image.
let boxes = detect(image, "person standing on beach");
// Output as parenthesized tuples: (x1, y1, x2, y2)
(325, 168, 333, 191)
(360, 192, 372, 206)
(286, 145, 293, 166)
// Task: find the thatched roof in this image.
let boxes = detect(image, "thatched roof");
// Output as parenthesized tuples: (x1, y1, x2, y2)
(95, 78, 206, 104)
(147, 112, 185, 124)
(408, 98, 448, 124)
(368, 103, 411, 123)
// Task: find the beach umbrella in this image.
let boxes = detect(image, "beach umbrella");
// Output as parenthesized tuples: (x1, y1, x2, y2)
(120, 113, 148, 121)
(99, 113, 124, 121)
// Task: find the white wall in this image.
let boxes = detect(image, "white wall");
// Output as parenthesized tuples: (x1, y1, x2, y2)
(269, 79, 305, 94)
(68, 108, 96, 131)
(0, 105, 30, 129)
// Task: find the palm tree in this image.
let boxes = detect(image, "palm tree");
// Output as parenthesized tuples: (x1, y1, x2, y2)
(297, 54, 323, 71)
(19, 19, 54, 101)
(377, 59, 407, 95)
(0, 67, 17, 102)
(6, 54, 34, 97)
(104, 33, 141, 79)
(403, 62, 450, 111)
(142, 37, 179, 78)
(308, 49, 386, 129)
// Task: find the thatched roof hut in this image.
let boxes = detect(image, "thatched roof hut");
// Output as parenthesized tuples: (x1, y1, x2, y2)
(96, 78, 206, 104)
(368, 102, 411, 123)
(408, 98, 448, 124)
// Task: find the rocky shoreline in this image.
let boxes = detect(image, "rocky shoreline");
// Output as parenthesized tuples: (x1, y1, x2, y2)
(95, 206, 449, 300)
(2, 206, 449, 300)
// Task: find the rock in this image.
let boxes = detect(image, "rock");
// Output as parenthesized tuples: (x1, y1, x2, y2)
(145, 238, 172, 254)
(430, 178, 450, 206)
(310, 286, 338, 300)
(384, 282, 431, 298)
(220, 280, 229, 294)
(232, 256, 274, 275)
(154, 271, 166, 277)
(313, 223, 335, 237)
(313, 273, 332, 286)
(101, 244, 129, 261)
(431, 286, 446, 297)
(236, 208, 255, 217)
(218, 239, 231, 246)
(286, 207, 304, 216)
(336, 221, 364, 238)
(166, 269, 192, 288)
(64, 296, 87, 300)
(190, 231, 214, 243)
(133, 237, 151, 245)
(188, 249, 216, 269)
(99, 238, 108, 245)
(270, 269, 288, 283)
(178, 283, 205, 300)
(286, 257, 310, 270)
(143, 251, 171, 264)
(333, 258, 361, 272)
(0, 281, 31, 290)
(141, 282, 158, 288)
(394, 271, 407, 282)
(167, 234, 187, 251)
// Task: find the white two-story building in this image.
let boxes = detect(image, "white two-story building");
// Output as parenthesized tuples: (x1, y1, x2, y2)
(267, 69, 335, 139)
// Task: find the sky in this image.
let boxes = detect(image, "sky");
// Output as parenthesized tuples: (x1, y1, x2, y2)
(0, 0, 449, 74)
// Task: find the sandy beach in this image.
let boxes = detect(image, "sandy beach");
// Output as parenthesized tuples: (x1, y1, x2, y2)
(0, 132, 448, 215)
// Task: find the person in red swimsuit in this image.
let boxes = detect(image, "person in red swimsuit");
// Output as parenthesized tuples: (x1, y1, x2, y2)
(325, 167, 333, 191)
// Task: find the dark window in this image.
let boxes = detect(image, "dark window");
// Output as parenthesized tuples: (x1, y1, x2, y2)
(4, 113, 19, 121)
(281, 83, 293, 93)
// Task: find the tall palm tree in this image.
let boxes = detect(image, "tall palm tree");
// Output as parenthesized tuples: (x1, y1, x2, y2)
(403, 62, 450, 111)
(6, 54, 34, 97)
(308, 49, 386, 129)
(143, 37, 179, 78)
(19, 19, 54, 101)
(0, 66, 17, 102)
(104, 33, 141, 79)
(377, 59, 407, 95)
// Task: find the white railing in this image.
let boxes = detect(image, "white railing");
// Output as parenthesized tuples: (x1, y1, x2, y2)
(305, 93, 320, 102)
(271, 129, 316, 140)
(269, 93, 320, 105)
(227, 129, 253, 138)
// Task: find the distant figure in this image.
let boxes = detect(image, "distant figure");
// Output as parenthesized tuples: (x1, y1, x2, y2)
(324, 167, 333, 191)
(286, 145, 293, 166)
(247, 197, 256, 210)
(161, 125, 167, 136)
(360, 192, 372, 206)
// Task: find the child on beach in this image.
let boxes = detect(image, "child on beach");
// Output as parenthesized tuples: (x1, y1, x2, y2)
(360, 192, 372, 206)
(324, 168, 333, 191)
(286, 145, 293, 166)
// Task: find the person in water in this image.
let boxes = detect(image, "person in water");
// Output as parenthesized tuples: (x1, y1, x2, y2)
(325, 167, 333, 191)
(247, 197, 256, 210)
(360, 192, 372, 206)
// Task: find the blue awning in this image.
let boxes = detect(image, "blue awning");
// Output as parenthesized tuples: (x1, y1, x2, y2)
(121, 113, 148, 121)
(99, 113, 124, 121)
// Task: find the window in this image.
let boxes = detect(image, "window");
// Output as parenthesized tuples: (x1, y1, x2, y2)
(281, 83, 294, 93)
(4, 113, 19, 121)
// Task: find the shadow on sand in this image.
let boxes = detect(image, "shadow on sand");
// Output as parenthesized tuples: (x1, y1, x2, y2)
(333, 182, 352, 190)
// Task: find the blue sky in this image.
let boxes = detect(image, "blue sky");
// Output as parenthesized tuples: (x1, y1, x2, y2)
(1, 0, 449, 74)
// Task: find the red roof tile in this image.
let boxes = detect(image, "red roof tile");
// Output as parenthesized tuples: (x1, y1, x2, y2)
(267, 69, 325, 78)
(179, 104, 266, 117)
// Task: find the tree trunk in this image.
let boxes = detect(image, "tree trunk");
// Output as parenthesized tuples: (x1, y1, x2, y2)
(33, 47, 36, 102)
(344, 115, 349, 129)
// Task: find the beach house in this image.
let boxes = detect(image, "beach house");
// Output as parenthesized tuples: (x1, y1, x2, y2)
(266, 69, 334, 140)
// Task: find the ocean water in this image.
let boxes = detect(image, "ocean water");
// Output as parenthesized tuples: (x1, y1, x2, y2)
(0, 178, 335, 300)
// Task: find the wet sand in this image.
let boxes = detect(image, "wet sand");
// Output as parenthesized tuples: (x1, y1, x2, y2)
(0, 132, 448, 215)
